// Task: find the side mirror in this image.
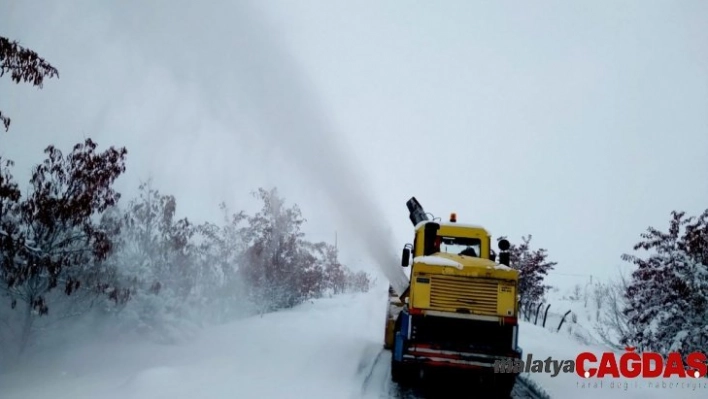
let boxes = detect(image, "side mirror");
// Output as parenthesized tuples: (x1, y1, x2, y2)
(498, 239, 511, 266)
(401, 245, 412, 267)
(489, 249, 497, 262)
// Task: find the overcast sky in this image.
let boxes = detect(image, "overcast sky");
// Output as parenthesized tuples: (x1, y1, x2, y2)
(2, 0, 707, 288)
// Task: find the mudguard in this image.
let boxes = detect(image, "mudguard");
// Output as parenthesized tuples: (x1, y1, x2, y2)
(394, 332, 404, 361)
(393, 310, 411, 362)
(400, 310, 410, 339)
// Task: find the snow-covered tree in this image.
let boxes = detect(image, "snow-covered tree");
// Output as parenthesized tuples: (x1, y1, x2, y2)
(293, 241, 326, 301)
(592, 282, 604, 319)
(0, 158, 23, 357)
(621, 209, 708, 354)
(344, 270, 374, 293)
(238, 188, 371, 313)
(192, 202, 250, 323)
(305, 241, 346, 296)
(498, 235, 556, 304)
(239, 188, 310, 313)
(594, 271, 640, 350)
(105, 181, 199, 342)
(0, 139, 127, 354)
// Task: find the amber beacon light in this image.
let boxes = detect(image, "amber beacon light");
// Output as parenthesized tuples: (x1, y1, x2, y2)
(450, 212, 457, 222)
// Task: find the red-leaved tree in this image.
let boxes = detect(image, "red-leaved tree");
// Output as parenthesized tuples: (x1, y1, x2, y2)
(0, 37, 59, 131)
(499, 235, 556, 304)
(0, 139, 128, 353)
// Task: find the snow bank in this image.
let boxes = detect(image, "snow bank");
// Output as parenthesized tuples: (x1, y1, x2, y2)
(413, 255, 463, 270)
(0, 288, 390, 399)
(541, 284, 618, 346)
(519, 321, 706, 398)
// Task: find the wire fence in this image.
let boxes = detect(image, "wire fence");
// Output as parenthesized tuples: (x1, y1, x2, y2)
(519, 300, 600, 346)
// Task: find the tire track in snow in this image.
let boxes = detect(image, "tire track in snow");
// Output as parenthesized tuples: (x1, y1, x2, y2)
(356, 347, 551, 399)
(359, 349, 385, 392)
(357, 348, 421, 399)
(512, 375, 552, 399)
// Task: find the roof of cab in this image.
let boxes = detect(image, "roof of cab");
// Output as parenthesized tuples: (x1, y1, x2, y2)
(414, 220, 489, 234)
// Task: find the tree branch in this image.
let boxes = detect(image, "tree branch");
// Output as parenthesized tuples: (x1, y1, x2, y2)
(0, 37, 59, 132)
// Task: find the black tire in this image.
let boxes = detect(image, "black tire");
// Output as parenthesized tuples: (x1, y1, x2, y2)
(493, 374, 516, 398)
(390, 314, 418, 385)
(391, 358, 417, 385)
(390, 358, 405, 383)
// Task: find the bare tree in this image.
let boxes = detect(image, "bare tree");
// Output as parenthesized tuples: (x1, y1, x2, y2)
(592, 282, 605, 321)
(594, 271, 637, 350)
(569, 284, 581, 301)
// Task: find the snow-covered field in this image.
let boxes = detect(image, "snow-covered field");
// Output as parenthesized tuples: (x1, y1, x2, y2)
(517, 281, 706, 398)
(518, 321, 706, 398)
(522, 281, 611, 346)
(0, 285, 705, 399)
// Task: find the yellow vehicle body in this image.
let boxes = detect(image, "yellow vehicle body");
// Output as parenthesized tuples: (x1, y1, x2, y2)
(384, 246, 520, 348)
(409, 253, 518, 318)
(384, 287, 403, 350)
(385, 198, 522, 396)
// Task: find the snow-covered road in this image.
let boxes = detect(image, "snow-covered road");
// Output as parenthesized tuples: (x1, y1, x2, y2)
(357, 345, 547, 399)
(0, 286, 704, 398)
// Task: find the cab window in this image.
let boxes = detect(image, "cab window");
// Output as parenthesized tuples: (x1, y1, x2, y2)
(437, 236, 482, 257)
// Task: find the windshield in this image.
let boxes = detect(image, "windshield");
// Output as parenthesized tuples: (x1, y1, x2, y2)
(436, 236, 482, 257)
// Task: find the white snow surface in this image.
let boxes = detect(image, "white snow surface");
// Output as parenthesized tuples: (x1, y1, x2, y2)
(518, 321, 705, 398)
(0, 286, 704, 398)
(492, 263, 513, 271)
(413, 255, 463, 270)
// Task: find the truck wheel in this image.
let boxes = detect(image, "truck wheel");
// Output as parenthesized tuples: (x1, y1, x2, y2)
(391, 359, 416, 385)
(493, 374, 516, 398)
(390, 359, 404, 383)
(390, 313, 417, 385)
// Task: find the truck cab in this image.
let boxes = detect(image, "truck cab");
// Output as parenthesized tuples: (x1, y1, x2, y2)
(384, 197, 522, 396)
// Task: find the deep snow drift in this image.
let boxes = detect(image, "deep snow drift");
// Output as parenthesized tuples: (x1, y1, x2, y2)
(0, 290, 386, 399)
(0, 286, 705, 398)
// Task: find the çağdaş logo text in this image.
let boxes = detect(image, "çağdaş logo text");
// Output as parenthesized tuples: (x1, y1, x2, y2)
(494, 348, 707, 379)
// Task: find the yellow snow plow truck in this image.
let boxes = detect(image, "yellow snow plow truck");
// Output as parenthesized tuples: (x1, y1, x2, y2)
(384, 197, 522, 396)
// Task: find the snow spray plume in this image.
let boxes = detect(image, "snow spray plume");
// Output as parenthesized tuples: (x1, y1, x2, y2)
(223, 2, 409, 294)
(99, 0, 409, 294)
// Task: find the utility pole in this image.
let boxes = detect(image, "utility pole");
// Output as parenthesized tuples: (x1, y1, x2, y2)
(335, 231, 338, 250)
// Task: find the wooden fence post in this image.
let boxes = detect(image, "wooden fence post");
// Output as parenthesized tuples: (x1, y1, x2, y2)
(542, 304, 551, 327)
(557, 310, 572, 332)
(534, 303, 543, 325)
